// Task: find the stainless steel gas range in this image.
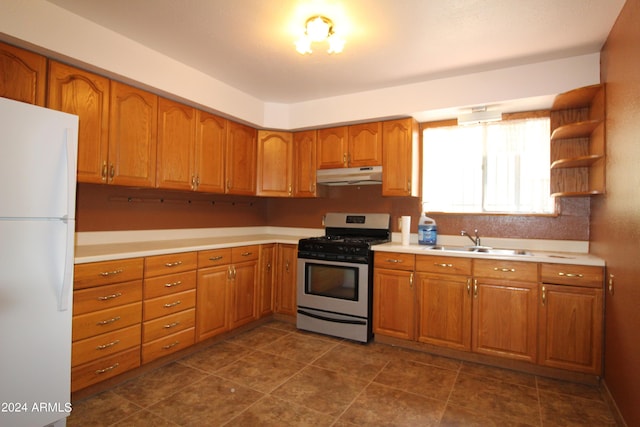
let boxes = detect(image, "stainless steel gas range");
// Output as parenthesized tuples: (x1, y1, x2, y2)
(296, 212, 390, 343)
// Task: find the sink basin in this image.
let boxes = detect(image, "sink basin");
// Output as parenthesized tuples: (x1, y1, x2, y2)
(422, 246, 532, 256)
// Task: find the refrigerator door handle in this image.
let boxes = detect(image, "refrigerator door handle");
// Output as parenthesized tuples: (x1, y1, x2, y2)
(58, 130, 76, 312)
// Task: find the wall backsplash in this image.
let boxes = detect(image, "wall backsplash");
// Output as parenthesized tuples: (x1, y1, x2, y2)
(77, 183, 590, 241)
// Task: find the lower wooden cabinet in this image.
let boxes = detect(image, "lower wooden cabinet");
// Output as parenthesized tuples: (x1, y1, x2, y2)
(257, 244, 276, 318)
(274, 244, 297, 316)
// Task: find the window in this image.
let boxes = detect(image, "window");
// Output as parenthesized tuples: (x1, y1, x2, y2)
(421, 116, 554, 214)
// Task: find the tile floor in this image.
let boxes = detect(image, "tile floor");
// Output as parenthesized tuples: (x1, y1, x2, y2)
(68, 321, 619, 426)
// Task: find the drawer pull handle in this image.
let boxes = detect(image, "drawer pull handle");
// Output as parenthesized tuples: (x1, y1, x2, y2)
(386, 259, 403, 263)
(164, 300, 182, 308)
(558, 272, 583, 278)
(434, 263, 453, 268)
(241, 252, 253, 257)
(96, 339, 120, 350)
(164, 261, 183, 268)
(97, 292, 122, 301)
(163, 321, 180, 329)
(96, 316, 121, 326)
(493, 267, 516, 273)
(99, 269, 123, 277)
(164, 281, 182, 288)
(163, 341, 180, 350)
(209, 256, 224, 261)
(95, 362, 120, 374)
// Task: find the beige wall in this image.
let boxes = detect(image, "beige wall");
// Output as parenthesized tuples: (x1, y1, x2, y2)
(592, 0, 640, 425)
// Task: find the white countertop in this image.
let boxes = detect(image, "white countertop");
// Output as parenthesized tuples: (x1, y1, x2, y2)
(75, 227, 604, 267)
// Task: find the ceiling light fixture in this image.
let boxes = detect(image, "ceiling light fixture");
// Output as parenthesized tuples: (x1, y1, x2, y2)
(457, 106, 503, 125)
(295, 15, 345, 55)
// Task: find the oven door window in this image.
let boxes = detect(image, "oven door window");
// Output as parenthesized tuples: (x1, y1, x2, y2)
(305, 262, 359, 301)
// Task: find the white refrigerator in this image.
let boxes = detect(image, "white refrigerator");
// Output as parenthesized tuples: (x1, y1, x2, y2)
(0, 97, 78, 427)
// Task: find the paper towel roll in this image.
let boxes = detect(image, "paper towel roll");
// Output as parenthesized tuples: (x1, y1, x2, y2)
(401, 216, 411, 245)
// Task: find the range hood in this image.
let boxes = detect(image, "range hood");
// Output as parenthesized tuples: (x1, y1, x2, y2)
(317, 166, 383, 186)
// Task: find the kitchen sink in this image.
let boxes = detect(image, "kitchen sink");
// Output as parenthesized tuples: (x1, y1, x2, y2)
(422, 246, 532, 256)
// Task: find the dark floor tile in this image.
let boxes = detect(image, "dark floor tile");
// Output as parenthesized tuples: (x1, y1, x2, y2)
(449, 373, 540, 425)
(312, 342, 390, 381)
(148, 375, 263, 427)
(259, 332, 338, 363)
(536, 376, 604, 402)
(215, 349, 306, 393)
(440, 403, 538, 427)
(111, 362, 208, 407)
(373, 358, 457, 401)
(539, 390, 617, 426)
(178, 341, 252, 373)
(272, 365, 368, 416)
(340, 382, 445, 426)
(460, 361, 537, 388)
(226, 325, 291, 349)
(67, 391, 141, 427)
(225, 395, 335, 426)
(112, 409, 179, 426)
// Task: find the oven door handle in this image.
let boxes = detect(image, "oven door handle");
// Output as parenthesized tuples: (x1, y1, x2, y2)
(297, 309, 367, 325)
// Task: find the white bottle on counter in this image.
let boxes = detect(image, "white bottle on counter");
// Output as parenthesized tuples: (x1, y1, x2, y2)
(418, 214, 437, 245)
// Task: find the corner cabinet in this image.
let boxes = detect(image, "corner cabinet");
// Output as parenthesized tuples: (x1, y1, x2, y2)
(550, 84, 605, 197)
(293, 130, 317, 197)
(225, 121, 257, 195)
(256, 130, 294, 197)
(382, 118, 420, 196)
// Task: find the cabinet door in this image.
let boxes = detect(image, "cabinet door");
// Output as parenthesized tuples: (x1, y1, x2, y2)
(195, 111, 226, 193)
(256, 130, 293, 197)
(539, 284, 603, 374)
(196, 265, 229, 341)
(348, 122, 382, 167)
(226, 121, 257, 195)
(472, 279, 538, 363)
(293, 130, 317, 197)
(0, 41, 47, 106)
(373, 268, 415, 340)
(156, 98, 196, 190)
(108, 81, 158, 187)
(382, 118, 419, 196)
(275, 244, 297, 316)
(416, 273, 472, 351)
(229, 261, 258, 329)
(258, 244, 275, 318)
(317, 126, 347, 169)
(48, 61, 110, 184)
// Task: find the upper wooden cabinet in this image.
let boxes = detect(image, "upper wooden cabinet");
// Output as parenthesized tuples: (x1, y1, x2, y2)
(225, 121, 257, 195)
(550, 84, 605, 197)
(0, 41, 47, 106)
(382, 118, 420, 197)
(257, 130, 293, 197)
(317, 123, 382, 169)
(156, 98, 196, 190)
(293, 130, 317, 197)
(108, 81, 158, 187)
(47, 61, 110, 184)
(195, 111, 227, 193)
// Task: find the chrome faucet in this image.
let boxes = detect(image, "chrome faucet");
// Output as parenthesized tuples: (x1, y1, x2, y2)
(461, 229, 481, 247)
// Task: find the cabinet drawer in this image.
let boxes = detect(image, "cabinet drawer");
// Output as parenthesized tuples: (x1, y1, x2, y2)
(143, 308, 195, 342)
(415, 255, 472, 275)
(374, 252, 415, 271)
(74, 258, 144, 289)
(144, 252, 197, 278)
(540, 263, 603, 288)
(198, 248, 232, 268)
(72, 324, 141, 367)
(232, 245, 260, 263)
(143, 289, 196, 321)
(73, 280, 142, 315)
(73, 302, 142, 341)
(143, 271, 196, 299)
(142, 327, 195, 364)
(473, 259, 537, 282)
(71, 346, 141, 392)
